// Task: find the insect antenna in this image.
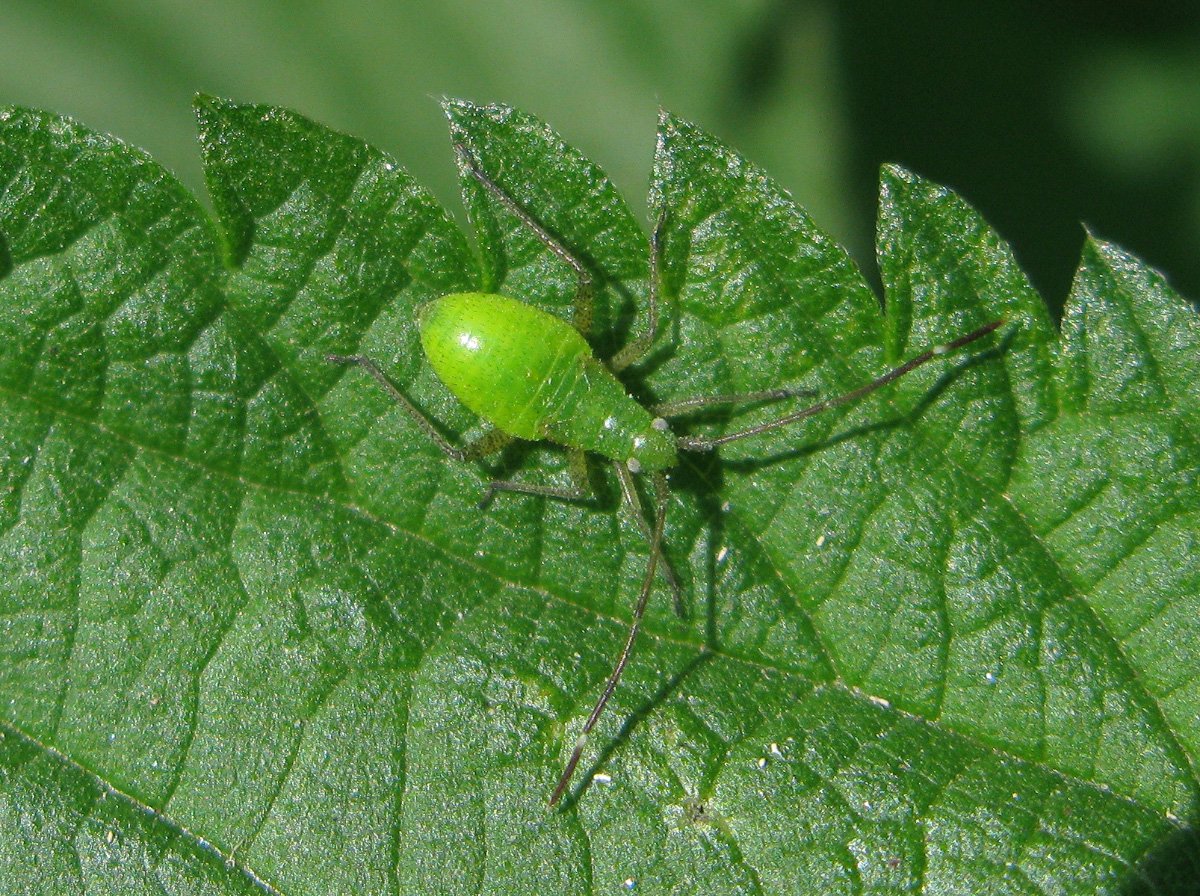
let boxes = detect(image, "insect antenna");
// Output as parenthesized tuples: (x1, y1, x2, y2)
(549, 468, 669, 807)
(677, 319, 1003, 451)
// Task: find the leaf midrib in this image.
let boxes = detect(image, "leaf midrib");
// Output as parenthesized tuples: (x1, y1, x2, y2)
(0, 717, 289, 896)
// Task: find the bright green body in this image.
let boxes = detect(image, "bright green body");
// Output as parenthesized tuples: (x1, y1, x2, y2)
(418, 292, 677, 471)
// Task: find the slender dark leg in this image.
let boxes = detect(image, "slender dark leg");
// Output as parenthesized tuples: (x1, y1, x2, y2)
(549, 469, 669, 807)
(481, 447, 594, 508)
(454, 142, 595, 337)
(677, 320, 1004, 451)
(653, 386, 818, 419)
(610, 207, 668, 373)
(614, 460, 684, 616)
(327, 354, 511, 461)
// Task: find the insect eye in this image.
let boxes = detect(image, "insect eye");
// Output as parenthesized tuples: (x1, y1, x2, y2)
(626, 458, 642, 473)
(652, 417, 669, 432)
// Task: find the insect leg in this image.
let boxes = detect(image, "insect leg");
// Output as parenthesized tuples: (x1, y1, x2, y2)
(677, 319, 1003, 451)
(609, 206, 668, 373)
(485, 451, 682, 610)
(327, 353, 511, 461)
(454, 142, 595, 337)
(480, 447, 594, 508)
(614, 460, 685, 617)
(460, 429, 515, 460)
(653, 386, 818, 419)
(549, 469, 669, 807)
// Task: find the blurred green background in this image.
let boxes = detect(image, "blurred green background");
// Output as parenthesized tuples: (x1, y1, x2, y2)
(3, 0, 1198, 312)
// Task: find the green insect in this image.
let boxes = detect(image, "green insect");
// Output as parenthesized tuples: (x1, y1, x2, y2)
(329, 144, 1001, 807)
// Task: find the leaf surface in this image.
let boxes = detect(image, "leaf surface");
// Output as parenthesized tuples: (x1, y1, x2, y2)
(0, 99, 1196, 894)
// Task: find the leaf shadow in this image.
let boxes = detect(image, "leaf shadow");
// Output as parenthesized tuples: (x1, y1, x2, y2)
(0, 228, 10, 280)
(1122, 822, 1200, 896)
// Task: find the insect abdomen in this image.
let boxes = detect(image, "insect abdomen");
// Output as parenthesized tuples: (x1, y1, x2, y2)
(419, 292, 676, 469)
(419, 292, 590, 440)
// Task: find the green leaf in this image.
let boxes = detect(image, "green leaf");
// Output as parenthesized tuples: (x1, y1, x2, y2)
(1, 98, 1197, 894)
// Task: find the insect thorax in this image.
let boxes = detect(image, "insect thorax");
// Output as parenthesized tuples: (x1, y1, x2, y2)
(540, 356, 678, 471)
